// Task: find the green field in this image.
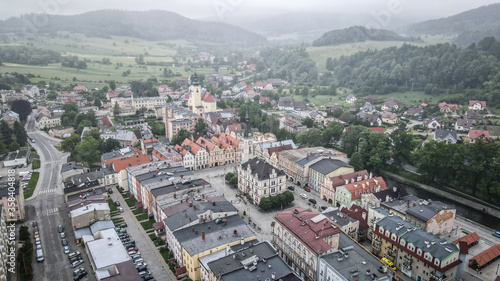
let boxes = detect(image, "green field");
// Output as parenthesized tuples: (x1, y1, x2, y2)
(307, 35, 452, 71)
(0, 32, 216, 85)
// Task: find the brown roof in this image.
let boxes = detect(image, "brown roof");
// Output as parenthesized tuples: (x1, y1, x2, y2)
(470, 244, 500, 268)
(111, 154, 151, 172)
(274, 207, 339, 255)
(453, 232, 479, 246)
(201, 91, 216, 103)
(196, 137, 216, 151)
(343, 177, 387, 200)
(468, 129, 489, 140)
(266, 144, 294, 156)
(329, 170, 369, 187)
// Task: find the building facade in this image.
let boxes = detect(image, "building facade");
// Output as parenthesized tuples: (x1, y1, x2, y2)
(237, 158, 286, 205)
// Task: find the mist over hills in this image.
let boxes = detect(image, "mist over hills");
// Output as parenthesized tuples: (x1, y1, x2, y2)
(0, 10, 267, 46)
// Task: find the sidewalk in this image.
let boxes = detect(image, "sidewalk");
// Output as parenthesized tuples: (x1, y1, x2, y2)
(112, 192, 176, 281)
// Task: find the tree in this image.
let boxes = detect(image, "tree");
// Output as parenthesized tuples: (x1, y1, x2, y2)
(13, 121, 27, 146)
(76, 120, 93, 135)
(62, 102, 78, 113)
(282, 191, 294, 205)
(301, 117, 314, 128)
(258, 197, 273, 210)
(341, 125, 367, 157)
(300, 86, 310, 97)
(10, 100, 32, 122)
(225, 172, 234, 182)
(390, 123, 415, 167)
(339, 112, 354, 123)
(76, 137, 100, 165)
(297, 129, 323, 147)
(109, 80, 116, 91)
(86, 110, 98, 126)
(60, 134, 81, 157)
(322, 122, 344, 145)
(194, 118, 207, 135)
(171, 129, 191, 146)
(229, 175, 238, 186)
(332, 108, 344, 118)
(94, 98, 102, 108)
(101, 138, 120, 153)
(326, 57, 334, 71)
(113, 102, 120, 117)
(19, 226, 30, 241)
(0, 120, 12, 143)
(359, 130, 391, 171)
(349, 152, 364, 171)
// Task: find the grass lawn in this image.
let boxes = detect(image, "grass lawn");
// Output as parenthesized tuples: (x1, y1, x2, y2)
(24, 172, 39, 199)
(32, 159, 40, 169)
(54, 145, 63, 151)
(108, 199, 118, 212)
(125, 197, 137, 207)
(141, 220, 154, 231)
(486, 125, 500, 136)
(132, 209, 144, 215)
(136, 214, 148, 221)
(148, 234, 157, 241)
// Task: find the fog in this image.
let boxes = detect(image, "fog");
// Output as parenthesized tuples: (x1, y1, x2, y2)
(1, 0, 499, 24)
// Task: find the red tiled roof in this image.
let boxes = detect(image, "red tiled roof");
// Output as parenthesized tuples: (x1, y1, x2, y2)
(453, 232, 479, 246)
(124, 92, 133, 97)
(329, 170, 369, 188)
(267, 144, 294, 156)
(111, 154, 152, 172)
(468, 129, 489, 140)
(255, 81, 270, 87)
(196, 137, 216, 151)
(470, 244, 500, 268)
(152, 149, 167, 160)
(438, 102, 458, 110)
(343, 177, 387, 200)
(274, 207, 339, 255)
(259, 97, 271, 103)
(107, 91, 119, 98)
(226, 124, 242, 132)
(368, 127, 384, 133)
(143, 138, 158, 143)
(73, 85, 86, 91)
(100, 116, 113, 127)
(420, 103, 428, 107)
(244, 86, 253, 93)
(201, 92, 216, 103)
(468, 100, 487, 107)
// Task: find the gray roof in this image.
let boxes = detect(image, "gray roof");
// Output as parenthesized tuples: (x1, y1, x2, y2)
(240, 158, 285, 180)
(74, 227, 92, 239)
(320, 232, 393, 281)
(373, 186, 409, 203)
(376, 215, 459, 261)
(293, 101, 307, 109)
(163, 200, 237, 231)
(434, 129, 458, 141)
(173, 215, 254, 256)
(101, 147, 137, 161)
(381, 194, 421, 214)
(150, 178, 208, 197)
(405, 201, 453, 221)
(296, 152, 342, 166)
(323, 208, 358, 227)
(346, 94, 355, 100)
(222, 255, 300, 281)
(260, 140, 297, 151)
(115, 130, 135, 142)
(278, 97, 293, 107)
(90, 220, 115, 234)
(0, 181, 20, 196)
(309, 158, 352, 175)
(136, 166, 192, 191)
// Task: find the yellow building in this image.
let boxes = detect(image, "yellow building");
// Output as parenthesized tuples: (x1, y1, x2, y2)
(308, 158, 354, 192)
(173, 215, 256, 281)
(187, 74, 218, 115)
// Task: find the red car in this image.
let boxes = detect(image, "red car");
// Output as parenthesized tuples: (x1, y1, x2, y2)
(304, 187, 311, 192)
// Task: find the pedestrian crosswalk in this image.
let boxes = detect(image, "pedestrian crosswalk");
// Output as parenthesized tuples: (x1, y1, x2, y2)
(37, 207, 59, 217)
(43, 160, 61, 165)
(38, 188, 56, 194)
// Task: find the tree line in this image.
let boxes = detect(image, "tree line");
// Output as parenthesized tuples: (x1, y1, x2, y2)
(0, 45, 61, 65)
(329, 37, 500, 109)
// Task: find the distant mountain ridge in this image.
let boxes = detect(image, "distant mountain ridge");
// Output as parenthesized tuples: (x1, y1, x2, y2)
(312, 26, 416, 46)
(408, 3, 500, 46)
(0, 10, 267, 46)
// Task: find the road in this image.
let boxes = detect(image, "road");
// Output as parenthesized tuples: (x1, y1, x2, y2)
(24, 113, 94, 281)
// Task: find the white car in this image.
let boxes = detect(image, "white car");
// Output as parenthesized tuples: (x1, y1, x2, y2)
(300, 193, 308, 199)
(64, 246, 70, 254)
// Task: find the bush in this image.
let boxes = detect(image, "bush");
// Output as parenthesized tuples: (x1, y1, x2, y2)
(225, 172, 234, 181)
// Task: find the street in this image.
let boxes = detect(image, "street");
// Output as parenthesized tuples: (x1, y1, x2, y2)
(24, 113, 94, 281)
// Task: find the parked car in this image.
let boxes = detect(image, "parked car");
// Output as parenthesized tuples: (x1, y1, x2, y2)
(34, 232, 39, 239)
(287, 186, 294, 191)
(36, 244, 42, 250)
(58, 225, 64, 233)
(493, 231, 500, 238)
(128, 247, 138, 252)
(33, 226, 38, 232)
(119, 223, 127, 228)
(128, 250, 137, 256)
(136, 265, 147, 272)
(300, 193, 307, 199)
(131, 254, 141, 260)
(74, 271, 87, 281)
(133, 258, 144, 264)
(70, 256, 82, 263)
(319, 206, 328, 211)
(64, 246, 70, 254)
(68, 252, 81, 259)
(115, 201, 120, 206)
(62, 239, 68, 246)
(121, 238, 130, 243)
(142, 275, 154, 281)
(304, 187, 311, 192)
(308, 199, 317, 205)
(71, 260, 84, 268)
(60, 232, 66, 238)
(32, 221, 38, 227)
(73, 267, 85, 276)
(135, 262, 147, 269)
(138, 271, 151, 277)
(108, 189, 113, 194)
(35, 238, 41, 245)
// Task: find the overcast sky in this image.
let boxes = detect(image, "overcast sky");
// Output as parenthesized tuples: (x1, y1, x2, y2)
(0, 0, 499, 22)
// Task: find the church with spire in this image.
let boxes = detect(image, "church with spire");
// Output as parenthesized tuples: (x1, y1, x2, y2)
(187, 73, 218, 115)
(241, 108, 254, 163)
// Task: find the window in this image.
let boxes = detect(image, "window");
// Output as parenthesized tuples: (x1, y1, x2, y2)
(417, 249, 422, 256)
(400, 239, 406, 247)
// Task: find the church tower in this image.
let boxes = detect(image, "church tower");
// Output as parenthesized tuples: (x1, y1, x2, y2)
(241, 108, 254, 163)
(188, 73, 202, 114)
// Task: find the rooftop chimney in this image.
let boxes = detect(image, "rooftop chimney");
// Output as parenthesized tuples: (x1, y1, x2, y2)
(233, 230, 238, 236)
(201, 231, 205, 241)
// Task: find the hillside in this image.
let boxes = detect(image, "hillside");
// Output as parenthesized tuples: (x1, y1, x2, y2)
(408, 3, 500, 46)
(312, 26, 416, 46)
(0, 10, 267, 46)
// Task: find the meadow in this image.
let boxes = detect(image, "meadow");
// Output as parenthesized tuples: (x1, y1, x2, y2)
(0, 32, 215, 86)
(307, 35, 452, 72)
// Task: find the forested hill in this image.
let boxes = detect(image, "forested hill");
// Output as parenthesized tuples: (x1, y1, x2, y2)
(0, 10, 267, 46)
(312, 26, 415, 46)
(408, 3, 500, 46)
(329, 37, 500, 109)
